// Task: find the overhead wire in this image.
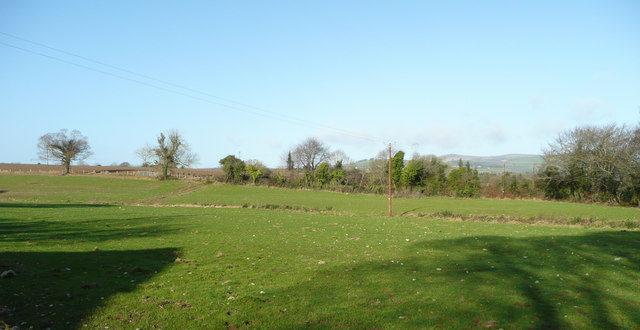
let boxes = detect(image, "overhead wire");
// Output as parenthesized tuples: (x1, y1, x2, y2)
(0, 31, 296, 122)
(0, 31, 383, 145)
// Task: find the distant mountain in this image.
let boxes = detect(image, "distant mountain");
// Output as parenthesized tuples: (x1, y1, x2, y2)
(441, 154, 542, 173)
(348, 158, 376, 170)
(348, 154, 542, 174)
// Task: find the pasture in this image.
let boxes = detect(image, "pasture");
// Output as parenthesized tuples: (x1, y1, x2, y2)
(1, 175, 639, 328)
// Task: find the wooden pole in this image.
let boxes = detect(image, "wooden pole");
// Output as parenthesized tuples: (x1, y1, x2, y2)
(388, 143, 392, 217)
(532, 162, 536, 189)
(502, 161, 506, 199)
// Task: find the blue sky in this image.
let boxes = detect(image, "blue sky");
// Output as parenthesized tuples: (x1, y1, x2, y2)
(1, 1, 639, 167)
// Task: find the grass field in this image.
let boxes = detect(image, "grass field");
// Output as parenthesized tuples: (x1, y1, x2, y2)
(1, 175, 640, 328)
(0, 175, 190, 204)
(163, 184, 640, 226)
(2, 175, 639, 226)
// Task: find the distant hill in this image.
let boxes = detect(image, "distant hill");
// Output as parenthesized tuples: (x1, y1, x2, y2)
(440, 154, 542, 174)
(348, 154, 542, 174)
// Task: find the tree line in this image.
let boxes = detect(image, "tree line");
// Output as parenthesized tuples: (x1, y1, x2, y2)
(37, 122, 640, 206)
(216, 137, 534, 200)
(540, 123, 640, 206)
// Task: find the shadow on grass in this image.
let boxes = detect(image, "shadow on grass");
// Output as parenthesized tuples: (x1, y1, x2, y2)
(400, 208, 419, 216)
(264, 231, 640, 328)
(0, 202, 113, 208)
(0, 202, 191, 243)
(0, 248, 177, 328)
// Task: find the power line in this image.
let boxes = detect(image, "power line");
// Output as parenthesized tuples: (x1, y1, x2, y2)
(0, 31, 291, 120)
(0, 32, 382, 144)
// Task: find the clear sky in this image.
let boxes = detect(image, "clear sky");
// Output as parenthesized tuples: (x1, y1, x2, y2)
(1, 1, 639, 168)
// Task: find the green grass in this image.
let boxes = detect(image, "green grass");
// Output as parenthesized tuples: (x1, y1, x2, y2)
(1, 203, 639, 328)
(3, 176, 639, 226)
(0, 175, 190, 204)
(164, 183, 640, 224)
(1, 175, 640, 328)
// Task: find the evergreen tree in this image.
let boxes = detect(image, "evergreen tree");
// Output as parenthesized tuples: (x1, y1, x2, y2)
(286, 151, 294, 171)
(219, 155, 246, 183)
(390, 151, 405, 187)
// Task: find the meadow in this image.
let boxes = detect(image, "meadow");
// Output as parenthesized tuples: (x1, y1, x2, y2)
(1, 175, 639, 328)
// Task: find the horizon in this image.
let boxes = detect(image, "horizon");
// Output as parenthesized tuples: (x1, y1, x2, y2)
(0, 153, 543, 175)
(1, 1, 638, 168)
(0, 151, 542, 165)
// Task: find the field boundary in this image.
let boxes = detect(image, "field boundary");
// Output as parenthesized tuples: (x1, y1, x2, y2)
(0, 163, 222, 180)
(114, 201, 640, 230)
(137, 182, 208, 204)
(404, 211, 638, 230)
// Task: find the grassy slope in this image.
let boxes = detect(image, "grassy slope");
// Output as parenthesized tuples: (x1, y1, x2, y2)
(2, 203, 639, 328)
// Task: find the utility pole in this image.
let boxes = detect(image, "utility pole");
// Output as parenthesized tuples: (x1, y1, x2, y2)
(502, 160, 506, 199)
(388, 143, 392, 217)
(532, 162, 536, 189)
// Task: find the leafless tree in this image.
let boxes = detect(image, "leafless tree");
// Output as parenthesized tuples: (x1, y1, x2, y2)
(292, 137, 329, 171)
(329, 150, 352, 167)
(279, 150, 295, 170)
(368, 146, 399, 185)
(137, 130, 197, 179)
(542, 124, 638, 202)
(38, 129, 92, 174)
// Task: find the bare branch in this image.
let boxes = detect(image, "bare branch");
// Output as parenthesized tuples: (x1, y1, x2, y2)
(37, 129, 92, 174)
(291, 137, 330, 171)
(137, 130, 198, 179)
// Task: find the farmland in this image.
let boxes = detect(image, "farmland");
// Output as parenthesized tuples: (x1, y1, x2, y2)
(1, 175, 639, 328)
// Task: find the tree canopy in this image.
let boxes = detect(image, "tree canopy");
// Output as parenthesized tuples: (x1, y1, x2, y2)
(541, 124, 640, 205)
(38, 129, 92, 174)
(292, 137, 329, 171)
(219, 155, 245, 183)
(137, 130, 197, 179)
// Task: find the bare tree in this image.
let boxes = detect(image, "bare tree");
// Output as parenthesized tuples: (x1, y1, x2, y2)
(279, 150, 295, 170)
(38, 129, 92, 174)
(329, 150, 352, 167)
(292, 137, 329, 171)
(369, 146, 399, 185)
(542, 124, 638, 203)
(137, 130, 197, 179)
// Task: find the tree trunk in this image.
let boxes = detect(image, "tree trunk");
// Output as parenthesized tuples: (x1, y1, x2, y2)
(64, 160, 71, 175)
(162, 164, 169, 179)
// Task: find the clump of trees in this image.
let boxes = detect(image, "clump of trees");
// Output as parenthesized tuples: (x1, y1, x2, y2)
(219, 155, 245, 183)
(137, 130, 197, 180)
(235, 139, 484, 198)
(383, 153, 479, 197)
(447, 160, 481, 197)
(282, 138, 351, 188)
(209, 137, 522, 200)
(246, 160, 269, 184)
(38, 129, 92, 174)
(539, 123, 640, 205)
(218, 156, 273, 185)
